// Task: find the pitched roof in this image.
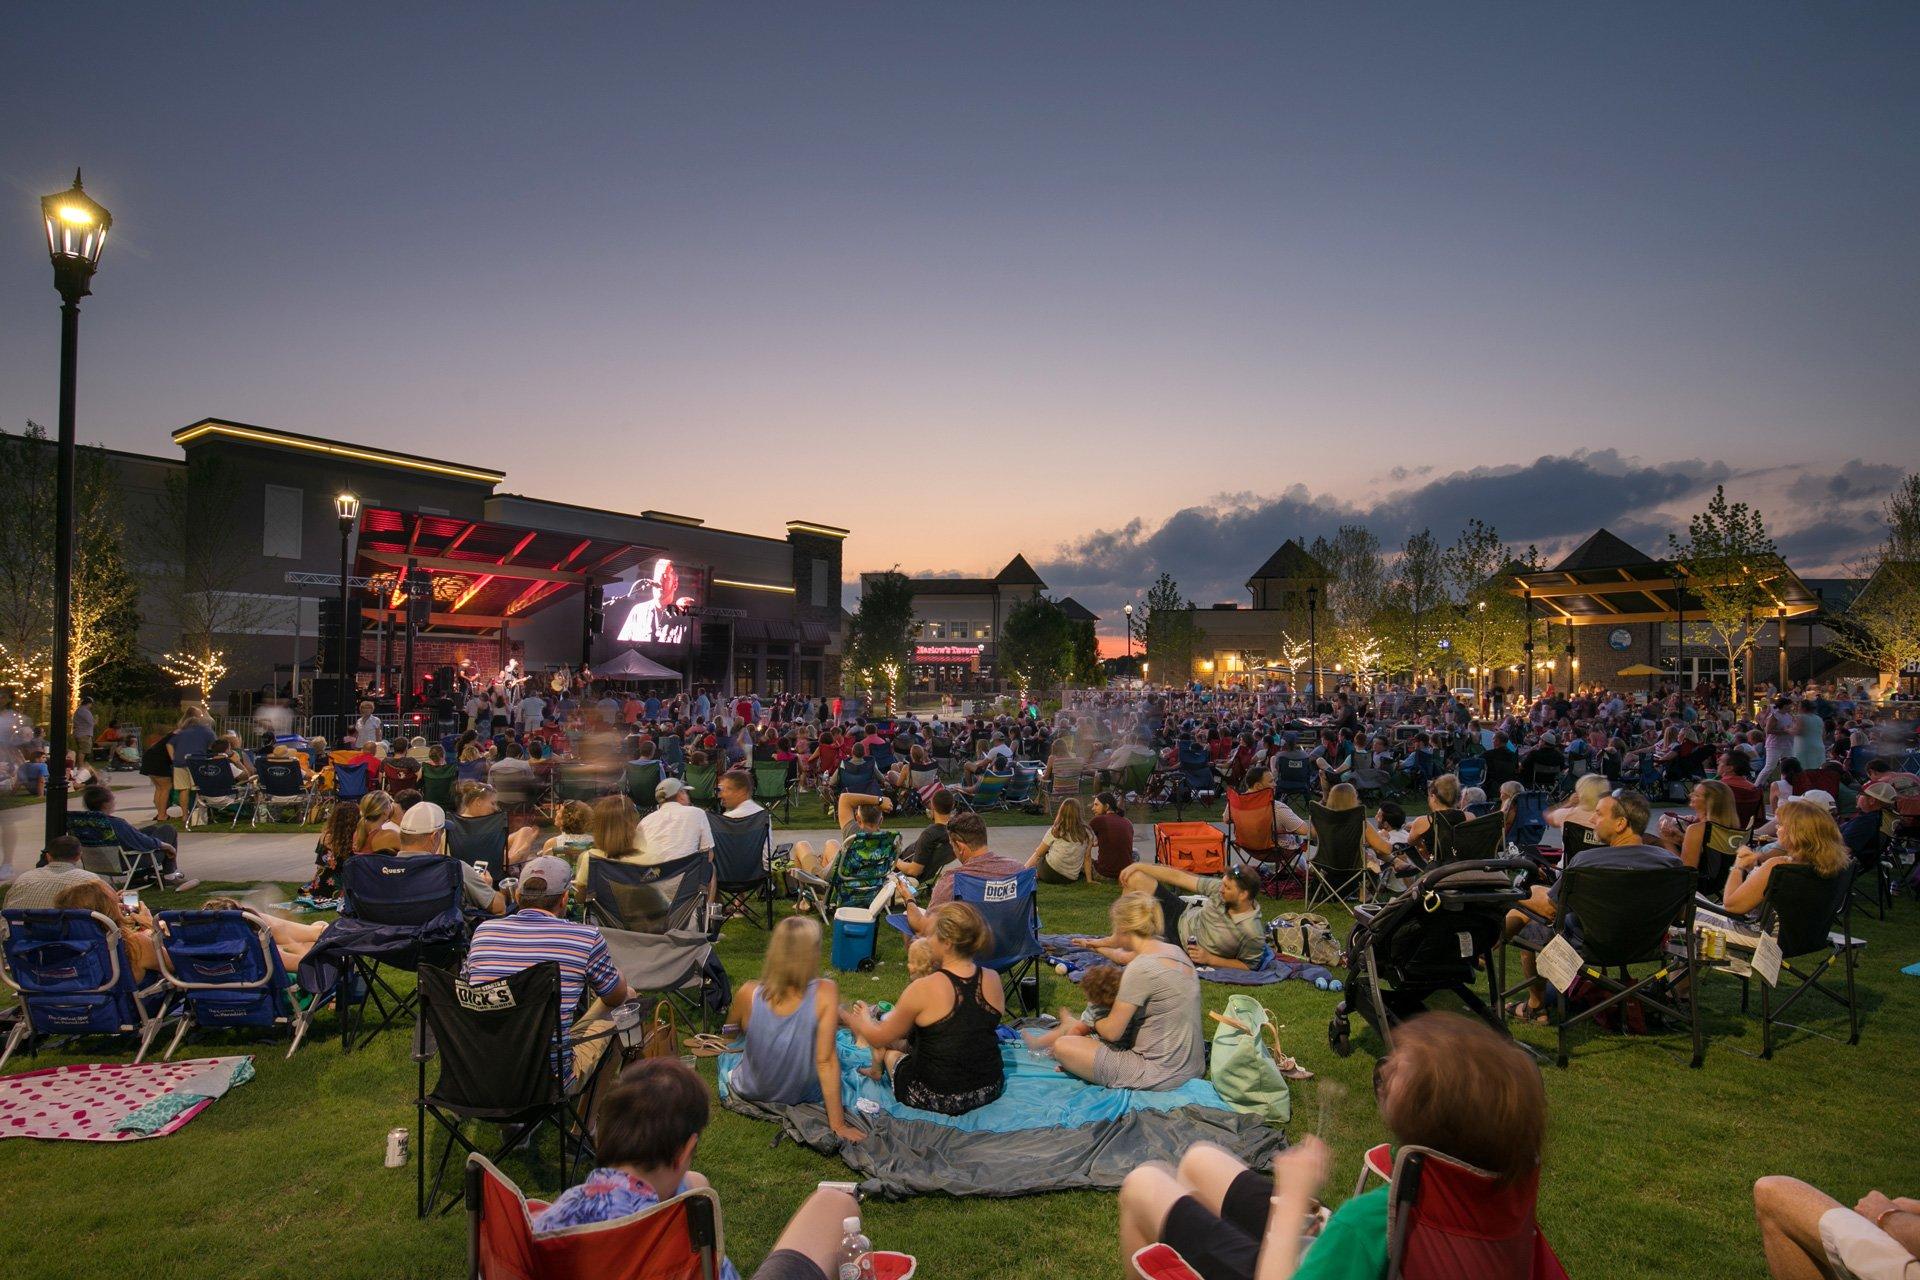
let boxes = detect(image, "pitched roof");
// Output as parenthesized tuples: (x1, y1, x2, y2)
(1550, 528, 1655, 573)
(1247, 539, 1328, 582)
(994, 554, 1047, 586)
(1057, 596, 1099, 622)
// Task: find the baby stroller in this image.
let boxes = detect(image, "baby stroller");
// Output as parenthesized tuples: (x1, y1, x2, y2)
(1328, 857, 1529, 1057)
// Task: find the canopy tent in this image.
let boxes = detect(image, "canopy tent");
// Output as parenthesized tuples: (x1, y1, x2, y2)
(595, 648, 682, 682)
(1615, 663, 1666, 677)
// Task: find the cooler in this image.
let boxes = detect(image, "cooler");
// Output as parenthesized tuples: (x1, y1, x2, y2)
(1155, 821, 1227, 875)
(831, 906, 879, 971)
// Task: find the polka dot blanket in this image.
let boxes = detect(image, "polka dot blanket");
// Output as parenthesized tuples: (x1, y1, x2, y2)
(0, 1056, 254, 1142)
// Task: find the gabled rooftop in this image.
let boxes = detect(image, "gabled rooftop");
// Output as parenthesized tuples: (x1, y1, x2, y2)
(1247, 539, 1329, 583)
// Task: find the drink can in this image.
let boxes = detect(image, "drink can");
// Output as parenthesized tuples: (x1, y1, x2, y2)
(385, 1127, 409, 1168)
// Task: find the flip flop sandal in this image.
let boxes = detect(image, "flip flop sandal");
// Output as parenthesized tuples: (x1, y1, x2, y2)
(1276, 1055, 1315, 1081)
(1505, 1000, 1548, 1025)
(682, 1034, 733, 1058)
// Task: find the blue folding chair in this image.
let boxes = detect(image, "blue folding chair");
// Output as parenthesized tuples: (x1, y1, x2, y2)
(0, 907, 180, 1069)
(334, 759, 372, 803)
(1508, 789, 1550, 851)
(1455, 756, 1487, 791)
(954, 867, 1044, 1016)
(157, 908, 314, 1059)
(65, 810, 167, 891)
(301, 854, 468, 1051)
(257, 759, 316, 823)
(188, 758, 260, 829)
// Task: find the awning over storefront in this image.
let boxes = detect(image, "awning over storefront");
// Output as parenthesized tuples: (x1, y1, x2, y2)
(354, 507, 660, 636)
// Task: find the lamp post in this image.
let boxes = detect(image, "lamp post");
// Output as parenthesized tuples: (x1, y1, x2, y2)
(335, 492, 360, 721)
(1475, 600, 1487, 710)
(39, 171, 111, 847)
(1522, 589, 1535, 704)
(1307, 585, 1319, 709)
(1776, 606, 1788, 695)
(1123, 603, 1134, 662)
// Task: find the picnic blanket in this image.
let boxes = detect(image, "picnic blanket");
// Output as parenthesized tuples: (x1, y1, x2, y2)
(719, 1030, 1284, 1199)
(0, 1055, 254, 1142)
(1039, 933, 1335, 987)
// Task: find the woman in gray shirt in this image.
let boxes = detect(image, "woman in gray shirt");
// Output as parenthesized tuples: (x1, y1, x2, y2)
(1052, 893, 1205, 1091)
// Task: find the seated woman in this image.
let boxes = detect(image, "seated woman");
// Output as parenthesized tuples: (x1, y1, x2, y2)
(1026, 797, 1094, 884)
(538, 798, 597, 865)
(789, 795, 895, 880)
(1118, 1010, 1548, 1280)
(1722, 797, 1852, 918)
(200, 896, 328, 970)
(56, 880, 162, 986)
(839, 903, 1006, 1115)
(725, 916, 863, 1145)
(583, 793, 644, 863)
(353, 791, 404, 854)
(302, 798, 361, 899)
(1054, 893, 1205, 1092)
(534, 1058, 863, 1280)
(1401, 774, 1464, 865)
(1654, 778, 1742, 872)
(450, 780, 540, 872)
(1548, 773, 1610, 845)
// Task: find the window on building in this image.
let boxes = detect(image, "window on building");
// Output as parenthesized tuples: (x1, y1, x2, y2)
(263, 485, 303, 559)
(810, 557, 829, 608)
(926, 621, 946, 640)
(976, 623, 991, 640)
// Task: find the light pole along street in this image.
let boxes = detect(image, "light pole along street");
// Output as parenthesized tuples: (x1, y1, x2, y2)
(40, 171, 111, 847)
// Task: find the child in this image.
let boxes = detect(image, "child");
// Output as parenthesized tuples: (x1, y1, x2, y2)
(1021, 963, 1122, 1054)
(536, 799, 596, 866)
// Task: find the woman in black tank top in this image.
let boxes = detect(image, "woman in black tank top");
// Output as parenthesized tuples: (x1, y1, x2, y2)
(840, 903, 1007, 1116)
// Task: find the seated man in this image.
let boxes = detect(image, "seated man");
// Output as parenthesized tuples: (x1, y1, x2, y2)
(73, 783, 187, 888)
(895, 788, 957, 883)
(15, 747, 50, 797)
(1755, 1177, 1920, 1280)
(637, 777, 717, 866)
(1102, 863, 1265, 970)
(394, 801, 505, 915)
(463, 855, 627, 1080)
(789, 797, 895, 881)
(535, 1058, 863, 1280)
(904, 814, 1022, 936)
(1500, 789, 1680, 1023)
(3, 835, 106, 908)
(962, 731, 1014, 781)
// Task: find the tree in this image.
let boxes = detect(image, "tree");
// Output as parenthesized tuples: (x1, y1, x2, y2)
(1067, 618, 1104, 688)
(999, 596, 1073, 697)
(1140, 573, 1205, 684)
(1277, 632, 1311, 689)
(1442, 520, 1535, 696)
(1310, 525, 1386, 637)
(0, 424, 141, 718)
(1829, 472, 1920, 688)
(1383, 528, 1446, 681)
(1668, 486, 1779, 706)
(843, 570, 919, 706)
(157, 454, 273, 696)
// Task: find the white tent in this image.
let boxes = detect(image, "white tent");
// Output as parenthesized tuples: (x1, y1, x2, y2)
(596, 648, 682, 682)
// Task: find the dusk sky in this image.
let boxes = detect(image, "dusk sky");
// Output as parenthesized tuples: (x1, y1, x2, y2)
(5, 4, 1916, 632)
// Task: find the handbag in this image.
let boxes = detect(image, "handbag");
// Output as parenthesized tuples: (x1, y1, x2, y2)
(619, 999, 680, 1065)
(1208, 994, 1291, 1124)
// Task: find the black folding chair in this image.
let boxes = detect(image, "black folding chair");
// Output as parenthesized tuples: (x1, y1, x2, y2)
(710, 810, 776, 931)
(326, 854, 469, 1052)
(1305, 803, 1369, 909)
(1739, 863, 1863, 1058)
(584, 854, 720, 1029)
(1541, 864, 1702, 1069)
(1433, 809, 1505, 865)
(447, 811, 509, 881)
(413, 962, 602, 1217)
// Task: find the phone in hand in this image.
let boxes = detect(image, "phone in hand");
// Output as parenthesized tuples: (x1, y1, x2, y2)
(120, 890, 140, 912)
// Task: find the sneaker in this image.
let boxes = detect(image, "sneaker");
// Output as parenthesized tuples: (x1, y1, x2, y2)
(162, 871, 186, 885)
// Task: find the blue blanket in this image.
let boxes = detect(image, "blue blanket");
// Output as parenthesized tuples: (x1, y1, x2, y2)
(1039, 933, 1334, 987)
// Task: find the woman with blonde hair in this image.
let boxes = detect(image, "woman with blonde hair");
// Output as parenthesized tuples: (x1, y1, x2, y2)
(587, 793, 643, 862)
(725, 916, 863, 1144)
(1723, 797, 1851, 916)
(1403, 773, 1464, 864)
(353, 790, 402, 853)
(1655, 778, 1742, 872)
(1055, 892, 1204, 1091)
(1028, 796, 1094, 883)
(840, 902, 1007, 1115)
(1324, 782, 1361, 811)
(56, 879, 162, 984)
(1548, 773, 1611, 832)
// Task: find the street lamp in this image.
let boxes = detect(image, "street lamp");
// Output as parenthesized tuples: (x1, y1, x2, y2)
(1123, 602, 1134, 661)
(1306, 584, 1319, 708)
(40, 170, 111, 846)
(336, 492, 360, 720)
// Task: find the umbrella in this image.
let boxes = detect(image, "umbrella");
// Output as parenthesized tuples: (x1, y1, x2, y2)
(1616, 664, 1666, 677)
(596, 649, 682, 682)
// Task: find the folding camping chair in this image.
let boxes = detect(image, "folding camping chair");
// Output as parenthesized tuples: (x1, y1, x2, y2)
(0, 907, 181, 1069)
(448, 810, 510, 881)
(1560, 822, 1599, 859)
(318, 853, 469, 1052)
(1734, 863, 1864, 1058)
(999, 765, 1039, 810)
(65, 810, 167, 891)
(1272, 753, 1316, 801)
(1433, 810, 1505, 865)
(187, 758, 259, 829)
(752, 761, 794, 822)
(1358, 1144, 1569, 1279)
(422, 761, 461, 810)
(1044, 757, 1087, 814)
(1529, 863, 1703, 1069)
(465, 1153, 725, 1280)
(414, 962, 600, 1217)
(156, 907, 314, 1060)
(1695, 821, 1750, 899)
(711, 809, 776, 930)
(955, 866, 1044, 1016)
(332, 759, 372, 804)
(683, 763, 720, 808)
(960, 772, 1011, 813)
(584, 854, 720, 1028)
(623, 760, 663, 814)
(1506, 790, 1550, 851)
(256, 759, 317, 823)
(1225, 787, 1302, 896)
(1305, 802, 1369, 909)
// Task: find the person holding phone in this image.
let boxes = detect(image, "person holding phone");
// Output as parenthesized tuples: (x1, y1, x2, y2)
(56, 879, 163, 986)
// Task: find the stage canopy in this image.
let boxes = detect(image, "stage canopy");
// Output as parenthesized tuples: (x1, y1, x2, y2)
(1508, 528, 1822, 626)
(596, 648, 682, 681)
(355, 507, 659, 636)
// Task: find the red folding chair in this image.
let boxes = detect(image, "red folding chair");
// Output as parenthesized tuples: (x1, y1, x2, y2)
(1226, 787, 1302, 897)
(465, 1154, 724, 1280)
(1377, 1145, 1567, 1280)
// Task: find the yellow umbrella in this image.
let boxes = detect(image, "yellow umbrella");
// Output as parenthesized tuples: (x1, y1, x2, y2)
(1616, 663, 1666, 677)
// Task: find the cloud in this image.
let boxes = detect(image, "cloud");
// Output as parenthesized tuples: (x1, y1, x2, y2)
(1039, 450, 1895, 627)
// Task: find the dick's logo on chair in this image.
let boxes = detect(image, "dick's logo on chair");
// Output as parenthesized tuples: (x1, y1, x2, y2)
(454, 979, 517, 1012)
(983, 878, 1018, 903)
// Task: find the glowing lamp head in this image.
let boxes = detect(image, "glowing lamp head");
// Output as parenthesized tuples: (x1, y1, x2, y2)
(336, 492, 361, 524)
(41, 170, 111, 276)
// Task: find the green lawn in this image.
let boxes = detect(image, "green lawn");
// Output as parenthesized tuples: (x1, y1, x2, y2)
(2, 870, 1915, 1279)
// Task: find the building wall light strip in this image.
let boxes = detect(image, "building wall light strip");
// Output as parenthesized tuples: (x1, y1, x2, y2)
(171, 423, 506, 483)
(785, 521, 850, 538)
(713, 577, 797, 594)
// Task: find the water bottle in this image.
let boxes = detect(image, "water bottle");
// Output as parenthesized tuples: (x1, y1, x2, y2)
(837, 1216, 874, 1280)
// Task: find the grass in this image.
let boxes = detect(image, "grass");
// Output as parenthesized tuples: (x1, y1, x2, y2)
(2, 862, 1916, 1279)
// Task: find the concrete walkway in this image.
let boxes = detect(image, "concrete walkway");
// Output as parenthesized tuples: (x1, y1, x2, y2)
(3, 772, 1169, 886)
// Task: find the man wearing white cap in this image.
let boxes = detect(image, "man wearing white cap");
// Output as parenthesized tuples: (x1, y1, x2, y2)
(636, 777, 715, 867)
(464, 854, 629, 1078)
(396, 800, 505, 916)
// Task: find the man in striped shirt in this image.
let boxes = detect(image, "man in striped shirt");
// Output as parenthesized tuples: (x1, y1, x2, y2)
(462, 855, 629, 1079)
